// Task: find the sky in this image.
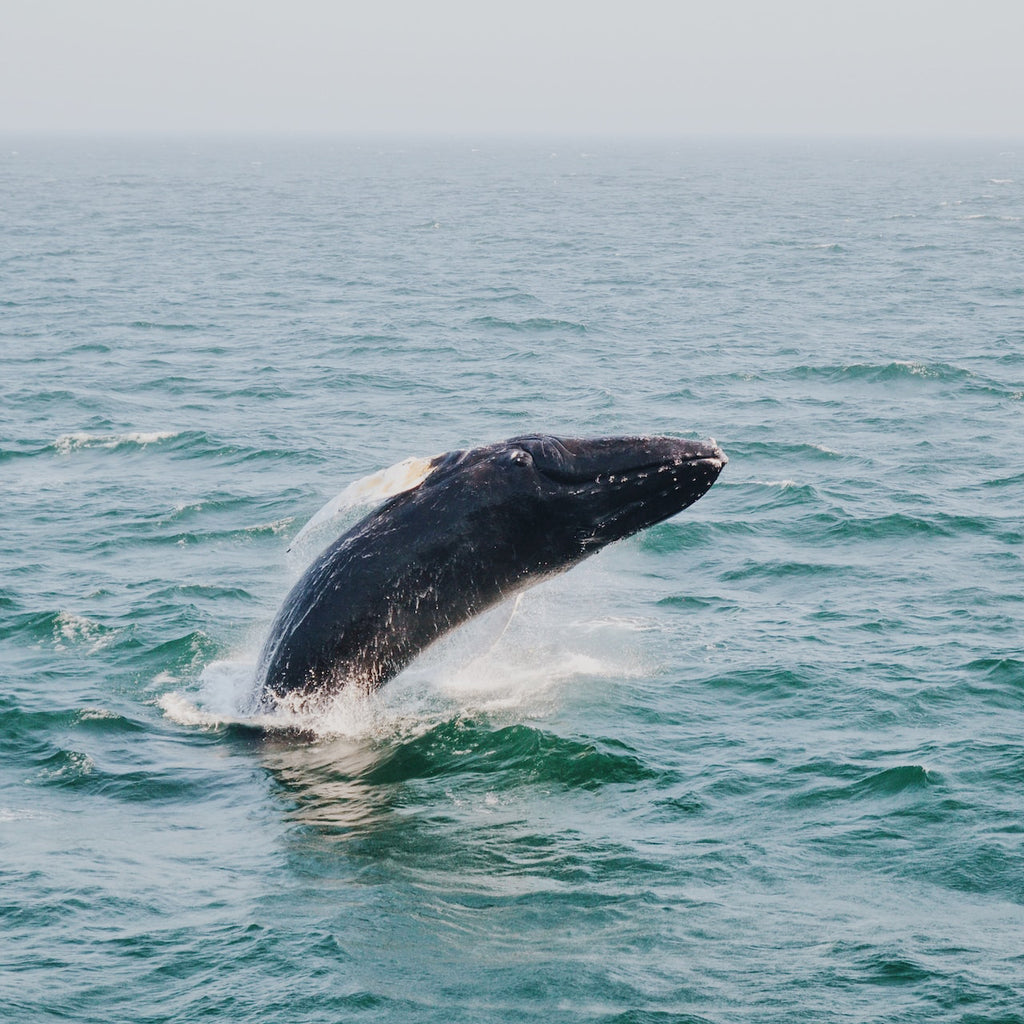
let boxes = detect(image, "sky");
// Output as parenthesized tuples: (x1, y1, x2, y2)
(2, 0, 1022, 136)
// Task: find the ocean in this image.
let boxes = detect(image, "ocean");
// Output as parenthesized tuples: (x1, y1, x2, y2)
(1, 135, 1022, 1023)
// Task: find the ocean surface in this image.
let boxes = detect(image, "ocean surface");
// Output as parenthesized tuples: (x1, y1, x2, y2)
(2, 136, 1022, 1023)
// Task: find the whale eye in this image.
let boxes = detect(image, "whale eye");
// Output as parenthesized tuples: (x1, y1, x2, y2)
(509, 449, 532, 466)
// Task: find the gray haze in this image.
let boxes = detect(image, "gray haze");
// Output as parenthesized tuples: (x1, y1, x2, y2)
(3, 0, 1022, 135)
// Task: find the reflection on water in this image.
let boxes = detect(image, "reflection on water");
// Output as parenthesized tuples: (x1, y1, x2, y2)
(256, 733, 397, 837)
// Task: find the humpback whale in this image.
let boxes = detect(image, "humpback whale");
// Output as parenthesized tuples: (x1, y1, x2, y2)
(255, 434, 726, 708)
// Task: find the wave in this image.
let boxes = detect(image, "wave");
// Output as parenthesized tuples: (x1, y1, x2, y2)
(14, 429, 316, 466)
(128, 320, 203, 332)
(461, 286, 540, 306)
(813, 511, 996, 542)
(837, 948, 934, 986)
(146, 625, 219, 656)
(78, 516, 295, 553)
(30, 744, 212, 803)
(702, 666, 814, 699)
(0, 608, 123, 653)
(962, 657, 1024, 697)
(788, 763, 934, 809)
(0, 695, 155, 788)
(0, 433, 166, 462)
(366, 719, 659, 790)
(978, 470, 1024, 490)
(49, 610, 121, 653)
(53, 431, 179, 455)
(783, 360, 977, 385)
(145, 583, 259, 604)
(469, 315, 588, 334)
(729, 440, 846, 461)
(735, 479, 823, 511)
(676, 504, 1005, 546)
(762, 361, 1024, 399)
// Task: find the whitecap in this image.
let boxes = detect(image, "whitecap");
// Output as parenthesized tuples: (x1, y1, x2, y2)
(51, 610, 116, 654)
(54, 431, 177, 455)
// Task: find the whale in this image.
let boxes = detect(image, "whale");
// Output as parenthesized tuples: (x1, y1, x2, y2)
(255, 434, 727, 709)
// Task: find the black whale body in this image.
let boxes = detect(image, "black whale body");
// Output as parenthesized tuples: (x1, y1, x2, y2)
(255, 434, 726, 708)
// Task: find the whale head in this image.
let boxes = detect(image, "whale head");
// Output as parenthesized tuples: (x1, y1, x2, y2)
(407, 433, 727, 575)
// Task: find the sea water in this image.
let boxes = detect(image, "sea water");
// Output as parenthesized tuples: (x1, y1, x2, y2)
(1, 136, 1022, 1023)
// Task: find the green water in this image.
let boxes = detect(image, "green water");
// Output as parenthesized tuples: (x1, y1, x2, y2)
(1, 137, 1022, 1023)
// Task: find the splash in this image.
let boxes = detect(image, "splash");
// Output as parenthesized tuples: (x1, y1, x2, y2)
(159, 561, 643, 742)
(287, 453, 440, 558)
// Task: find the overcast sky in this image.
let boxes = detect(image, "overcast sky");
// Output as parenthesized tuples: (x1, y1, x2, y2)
(2, 0, 1022, 136)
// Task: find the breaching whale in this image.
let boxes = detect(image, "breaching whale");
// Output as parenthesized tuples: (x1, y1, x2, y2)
(255, 434, 726, 708)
